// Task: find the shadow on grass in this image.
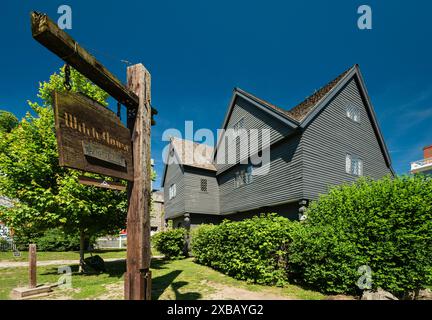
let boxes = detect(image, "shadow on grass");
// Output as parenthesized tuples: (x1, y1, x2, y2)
(40, 257, 171, 277)
(152, 271, 201, 300)
(151, 258, 173, 270)
(40, 259, 126, 279)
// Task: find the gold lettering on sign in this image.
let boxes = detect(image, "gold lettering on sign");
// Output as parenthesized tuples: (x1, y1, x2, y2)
(64, 112, 130, 152)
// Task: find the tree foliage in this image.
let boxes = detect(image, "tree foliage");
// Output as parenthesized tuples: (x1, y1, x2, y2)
(0, 66, 127, 244)
(0, 111, 18, 133)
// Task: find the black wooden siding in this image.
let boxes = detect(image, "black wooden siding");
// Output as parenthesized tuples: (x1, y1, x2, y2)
(163, 155, 186, 219)
(216, 96, 295, 174)
(184, 168, 219, 215)
(217, 96, 304, 215)
(301, 78, 393, 200)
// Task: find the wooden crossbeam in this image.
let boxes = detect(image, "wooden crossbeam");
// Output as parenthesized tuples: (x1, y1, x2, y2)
(78, 176, 126, 191)
(30, 11, 139, 109)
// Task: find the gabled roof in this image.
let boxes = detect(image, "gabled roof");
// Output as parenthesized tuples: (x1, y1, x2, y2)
(214, 64, 393, 173)
(234, 65, 354, 123)
(285, 66, 353, 121)
(161, 137, 216, 187)
(171, 138, 216, 171)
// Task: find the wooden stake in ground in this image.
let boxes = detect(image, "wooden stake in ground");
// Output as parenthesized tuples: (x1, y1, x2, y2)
(124, 64, 152, 300)
(29, 244, 37, 288)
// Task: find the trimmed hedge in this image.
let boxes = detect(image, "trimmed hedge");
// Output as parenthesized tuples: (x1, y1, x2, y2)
(152, 228, 186, 259)
(288, 175, 432, 296)
(192, 214, 300, 285)
(191, 176, 432, 297)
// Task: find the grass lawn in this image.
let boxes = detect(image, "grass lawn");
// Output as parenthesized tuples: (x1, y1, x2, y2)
(0, 257, 324, 300)
(0, 248, 163, 262)
(0, 249, 127, 262)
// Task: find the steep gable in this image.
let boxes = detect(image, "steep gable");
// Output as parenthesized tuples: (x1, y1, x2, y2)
(301, 75, 394, 199)
(213, 64, 393, 173)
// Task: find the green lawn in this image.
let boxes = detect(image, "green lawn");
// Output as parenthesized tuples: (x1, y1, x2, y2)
(0, 248, 164, 262)
(0, 256, 324, 300)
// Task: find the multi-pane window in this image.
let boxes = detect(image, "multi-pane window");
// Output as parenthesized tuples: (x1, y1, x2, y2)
(346, 154, 363, 176)
(233, 117, 245, 134)
(200, 179, 208, 192)
(235, 165, 254, 188)
(169, 184, 177, 200)
(346, 105, 360, 123)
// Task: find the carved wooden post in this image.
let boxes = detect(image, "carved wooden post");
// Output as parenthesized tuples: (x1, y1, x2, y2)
(29, 244, 37, 288)
(124, 64, 152, 300)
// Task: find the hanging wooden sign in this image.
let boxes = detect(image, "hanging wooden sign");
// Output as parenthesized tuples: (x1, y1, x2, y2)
(53, 91, 134, 181)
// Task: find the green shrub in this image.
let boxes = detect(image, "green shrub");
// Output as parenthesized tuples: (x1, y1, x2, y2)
(288, 175, 432, 297)
(151, 228, 186, 259)
(14, 228, 84, 251)
(0, 237, 9, 250)
(191, 214, 299, 285)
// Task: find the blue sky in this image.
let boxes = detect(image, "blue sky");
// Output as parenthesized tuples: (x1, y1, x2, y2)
(1, 0, 431, 189)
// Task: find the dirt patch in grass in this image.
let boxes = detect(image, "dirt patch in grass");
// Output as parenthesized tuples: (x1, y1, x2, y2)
(204, 280, 296, 300)
(95, 282, 123, 300)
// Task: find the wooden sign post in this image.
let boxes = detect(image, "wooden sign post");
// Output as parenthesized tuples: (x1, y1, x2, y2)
(29, 244, 37, 289)
(30, 11, 155, 300)
(124, 64, 152, 300)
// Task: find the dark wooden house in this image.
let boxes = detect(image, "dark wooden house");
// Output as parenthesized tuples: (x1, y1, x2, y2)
(161, 65, 394, 227)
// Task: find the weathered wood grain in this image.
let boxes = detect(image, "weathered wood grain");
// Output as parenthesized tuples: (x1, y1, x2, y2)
(53, 91, 133, 181)
(124, 64, 152, 300)
(31, 11, 139, 108)
(78, 176, 126, 191)
(29, 244, 37, 289)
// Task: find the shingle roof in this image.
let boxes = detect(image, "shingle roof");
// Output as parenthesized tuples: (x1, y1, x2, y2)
(235, 88, 299, 122)
(236, 65, 355, 122)
(171, 137, 216, 171)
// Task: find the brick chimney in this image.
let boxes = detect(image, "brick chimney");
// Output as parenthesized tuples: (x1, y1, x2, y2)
(423, 145, 432, 159)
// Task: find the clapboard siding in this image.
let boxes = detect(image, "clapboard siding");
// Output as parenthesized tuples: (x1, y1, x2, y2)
(301, 78, 392, 200)
(184, 168, 219, 215)
(163, 156, 186, 219)
(218, 134, 303, 215)
(216, 96, 295, 174)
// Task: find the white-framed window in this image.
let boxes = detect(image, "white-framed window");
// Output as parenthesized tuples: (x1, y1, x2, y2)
(346, 154, 363, 176)
(233, 117, 245, 134)
(234, 164, 254, 188)
(169, 183, 177, 200)
(346, 104, 360, 123)
(200, 179, 208, 192)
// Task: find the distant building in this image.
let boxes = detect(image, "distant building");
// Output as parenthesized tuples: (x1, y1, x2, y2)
(0, 196, 13, 239)
(151, 191, 165, 234)
(411, 145, 432, 175)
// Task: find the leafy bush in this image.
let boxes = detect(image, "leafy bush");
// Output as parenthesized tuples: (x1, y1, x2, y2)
(14, 228, 84, 251)
(152, 228, 186, 259)
(288, 175, 432, 297)
(0, 237, 9, 250)
(191, 214, 300, 285)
